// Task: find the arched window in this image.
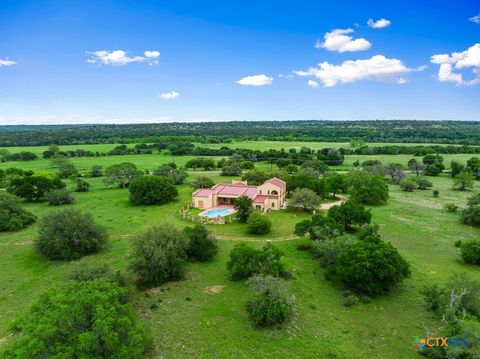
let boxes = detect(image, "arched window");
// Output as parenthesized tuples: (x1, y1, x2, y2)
(271, 190, 278, 195)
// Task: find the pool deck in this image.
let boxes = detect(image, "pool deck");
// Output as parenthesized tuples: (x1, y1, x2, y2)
(199, 205, 237, 218)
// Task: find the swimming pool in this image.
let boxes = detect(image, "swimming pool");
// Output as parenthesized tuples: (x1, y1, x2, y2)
(200, 208, 236, 218)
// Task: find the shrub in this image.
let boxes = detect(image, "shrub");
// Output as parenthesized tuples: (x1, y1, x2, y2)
(89, 165, 103, 177)
(226, 243, 285, 280)
(444, 203, 458, 213)
(221, 163, 242, 176)
(342, 293, 360, 308)
(420, 284, 445, 311)
(246, 212, 272, 235)
(240, 161, 255, 169)
(36, 209, 107, 260)
(129, 225, 187, 288)
(453, 171, 475, 191)
(399, 178, 416, 192)
(67, 261, 131, 290)
(183, 224, 218, 261)
(416, 177, 433, 190)
(462, 194, 480, 227)
(8, 175, 65, 202)
(46, 189, 74, 205)
(459, 239, 480, 265)
(334, 236, 411, 297)
(433, 189, 439, 197)
(0, 192, 36, 232)
(312, 235, 354, 268)
(2, 280, 150, 358)
(246, 276, 294, 327)
(75, 179, 91, 192)
(129, 176, 178, 205)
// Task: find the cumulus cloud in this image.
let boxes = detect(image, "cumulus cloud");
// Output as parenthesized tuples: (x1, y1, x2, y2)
(430, 43, 480, 85)
(367, 18, 391, 29)
(307, 80, 319, 88)
(0, 59, 16, 67)
(294, 55, 418, 87)
(236, 74, 273, 86)
(316, 28, 371, 53)
(159, 91, 180, 100)
(469, 14, 480, 24)
(86, 50, 160, 65)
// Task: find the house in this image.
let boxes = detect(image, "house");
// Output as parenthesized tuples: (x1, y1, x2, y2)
(192, 177, 286, 212)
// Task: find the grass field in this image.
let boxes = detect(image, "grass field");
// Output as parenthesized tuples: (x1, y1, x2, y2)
(0, 168, 479, 357)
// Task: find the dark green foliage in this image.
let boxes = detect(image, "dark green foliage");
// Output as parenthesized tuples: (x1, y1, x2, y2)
(357, 223, 380, 240)
(399, 178, 416, 192)
(183, 224, 218, 261)
(0, 192, 36, 232)
(312, 235, 354, 268)
(246, 276, 294, 327)
(459, 239, 480, 265)
(240, 160, 255, 169)
(433, 189, 439, 197)
(327, 174, 348, 197)
(36, 209, 108, 260)
(334, 236, 411, 296)
(226, 243, 285, 280)
(221, 163, 242, 176)
(105, 162, 142, 188)
(246, 212, 272, 234)
(450, 160, 465, 178)
(462, 194, 480, 227)
(234, 195, 254, 222)
(129, 176, 178, 205)
(423, 155, 445, 176)
(2, 280, 150, 358)
(420, 284, 445, 312)
(58, 162, 78, 179)
(327, 201, 371, 230)
(287, 187, 321, 212)
(5, 151, 37, 161)
(453, 171, 475, 191)
(46, 188, 74, 205)
(153, 164, 188, 185)
(75, 178, 91, 192)
(185, 157, 216, 170)
(191, 176, 215, 189)
(347, 171, 389, 205)
(416, 177, 433, 190)
(129, 225, 187, 288)
(297, 214, 345, 241)
(89, 165, 103, 177)
(317, 148, 344, 165)
(242, 170, 271, 185)
(7, 175, 65, 202)
(443, 203, 458, 212)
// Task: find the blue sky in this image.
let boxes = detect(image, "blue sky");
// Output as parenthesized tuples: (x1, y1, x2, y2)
(0, 0, 479, 124)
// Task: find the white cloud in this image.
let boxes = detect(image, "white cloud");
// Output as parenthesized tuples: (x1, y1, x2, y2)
(367, 18, 391, 29)
(307, 80, 319, 88)
(86, 50, 160, 66)
(316, 28, 371, 53)
(294, 55, 418, 87)
(0, 59, 16, 67)
(469, 14, 480, 24)
(144, 50, 160, 58)
(431, 43, 480, 85)
(236, 74, 273, 86)
(159, 91, 180, 100)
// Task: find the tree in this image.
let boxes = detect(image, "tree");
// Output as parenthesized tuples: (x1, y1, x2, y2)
(240, 161, 255, 170)
(399, 178, 416, 192)
(242, 170, 270, 185)
(423, 154, 445, 176)
(467, 157, 480, 179)
(327, 174, 348, 197)
(408, 158, 424, 177)
(295, 214, 344, 241)
(221, 163, 242, 176)
(105, 162, 141, 188)
(453, 171, 475, 191)
(8, 175, 65, 202)
(459, 239, 480, 265)
(89, 165, 103, 177)
(0, 192, 36, 232)
(129, 225, 187, 288)
(234, 195, 254, 222)
(226, 243, 285, 280)
(192, 176, 215, 189)
(385, 163, 405, 184)
(462, 194, 480, 227)
(153, 164, 188, 185)
(450, 160, 465, 178)
(46, 189, 74, 206)
(58, 161, 78, 179)
(334, 236, 411, 296)
(246, 212, 272, 235)
(287, 188, 321, 212)
(327, 201, 371, 230)
(183, 224, 218, 261)
(129, 176, 178, 205)
(2, 280, 150, 358)
(346, 171, 389, 205)
(75, 178, 91, 192)
(37, 209, 107, 260)
(246, 276, 294, 327)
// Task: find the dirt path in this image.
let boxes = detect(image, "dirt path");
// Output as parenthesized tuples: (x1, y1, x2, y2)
(317, 195, 348, 210)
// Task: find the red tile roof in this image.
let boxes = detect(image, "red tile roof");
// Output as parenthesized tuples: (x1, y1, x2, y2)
(253, 195, 268, 203)
(265, 177, 286, 191)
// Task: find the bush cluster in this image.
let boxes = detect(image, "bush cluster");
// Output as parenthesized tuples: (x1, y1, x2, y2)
(0, 192, 36, 232)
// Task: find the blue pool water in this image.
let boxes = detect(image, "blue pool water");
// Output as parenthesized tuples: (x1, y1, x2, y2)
(201, 208, 235, 218)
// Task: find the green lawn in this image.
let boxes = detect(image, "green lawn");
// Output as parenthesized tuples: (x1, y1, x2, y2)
(0, 171, 479, 358)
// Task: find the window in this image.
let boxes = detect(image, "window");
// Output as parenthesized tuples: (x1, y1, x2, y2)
(272, 202, 275, 208)
(271, 190, 278, 195)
